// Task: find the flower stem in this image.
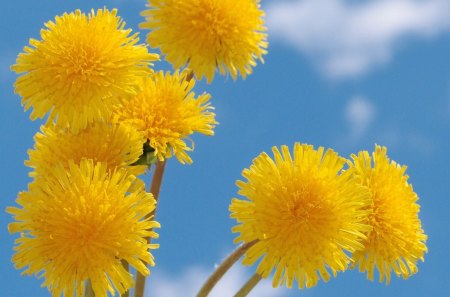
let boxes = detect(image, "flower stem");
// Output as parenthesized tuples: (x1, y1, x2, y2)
(234, 273, 262, 297)
(84, 280, 95, 297)
(196, 240, 257, 297)
(134, 160, 167, 297)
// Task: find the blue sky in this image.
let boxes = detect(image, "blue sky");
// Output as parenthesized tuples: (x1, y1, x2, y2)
(1, 0, 450, 296)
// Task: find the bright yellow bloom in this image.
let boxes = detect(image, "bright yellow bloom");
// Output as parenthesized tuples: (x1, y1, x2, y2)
(114, 70, 217, 164)
(141, 0, 268, 83)
(27, 122, 146, 178)
(8, 160, 159, 297)
(348, 145, 427, 284)
(230, 143, 371, 289)
(12, 9, 158, 133)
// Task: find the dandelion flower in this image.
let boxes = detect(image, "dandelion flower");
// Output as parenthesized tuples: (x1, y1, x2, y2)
(141, 0, 268, 83)
(8, 159, 159, 297)
(114, 70, 216, 164)
(348, 145, 427, 283)
(230, 143, 371, 289)
(12, 9, 158, 132)
(26, 122, 146, 178)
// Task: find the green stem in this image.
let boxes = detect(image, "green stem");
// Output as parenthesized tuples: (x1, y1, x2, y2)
(196, 240, 257, 297)
(234, 273, 262, 297)
(134, 160, 167, 297)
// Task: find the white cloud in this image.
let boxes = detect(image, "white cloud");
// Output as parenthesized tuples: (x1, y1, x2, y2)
(345, 95, 376, 140)
(266, 0, 450, 79)
(146, 264, 289, 297)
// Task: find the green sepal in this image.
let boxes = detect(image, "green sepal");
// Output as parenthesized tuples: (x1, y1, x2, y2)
(131, 141, 157, 166)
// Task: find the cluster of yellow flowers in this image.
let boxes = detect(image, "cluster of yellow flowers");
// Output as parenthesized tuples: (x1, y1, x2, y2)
(230, 143, 427, 289)
(7, 1, 427, 297)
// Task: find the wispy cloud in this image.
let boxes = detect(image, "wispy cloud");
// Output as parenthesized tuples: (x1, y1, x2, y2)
(345, 95, 376, 140)
(339, 95, 435, 155)
(266, 0, 450, 79)
(377, 129, 436, 156)
(146, 264, 289, 297)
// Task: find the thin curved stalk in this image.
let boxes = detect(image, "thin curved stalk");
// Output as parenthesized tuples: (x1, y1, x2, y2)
(234, 273, 262, 297)
(196, 240, 257, 297)
(134, 160, 167, 297)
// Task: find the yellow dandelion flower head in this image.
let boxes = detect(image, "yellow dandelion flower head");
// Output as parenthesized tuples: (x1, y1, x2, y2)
(348, 145, 427, 284)
(114, 70, 217, 164)
(12, 8, 159, 132)
(141, 0, 268, 83)
(8, 159, 160, 297)
(27, 122, 146, 177)
(230, 143, 371, 289)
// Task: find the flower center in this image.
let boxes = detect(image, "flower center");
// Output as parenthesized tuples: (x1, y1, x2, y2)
(68, 43, 102, 80)
(190, 3, 232, 43)
(287, 190, 320, 222)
